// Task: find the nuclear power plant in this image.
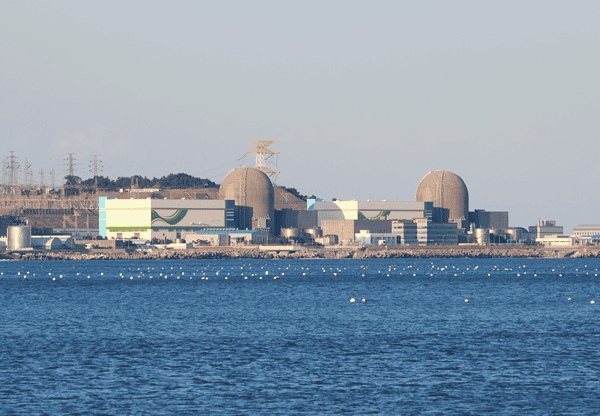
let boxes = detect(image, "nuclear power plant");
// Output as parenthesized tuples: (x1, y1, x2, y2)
(416, 170, 469, 230)
(219, 167, 275, 232)
(1, 140, 580, 251)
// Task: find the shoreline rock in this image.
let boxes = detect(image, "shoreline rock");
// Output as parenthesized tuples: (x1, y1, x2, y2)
(4, 246, 600, 261)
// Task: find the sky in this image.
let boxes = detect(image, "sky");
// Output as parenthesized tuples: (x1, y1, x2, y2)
(1, 1, 599, 232)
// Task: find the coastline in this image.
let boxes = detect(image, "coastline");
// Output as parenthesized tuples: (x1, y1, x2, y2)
(4, 246, 600, 261)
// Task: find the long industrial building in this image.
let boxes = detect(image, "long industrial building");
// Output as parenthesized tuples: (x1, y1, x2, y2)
(99, 198, 235, 240)
(308, 200, 446, 226)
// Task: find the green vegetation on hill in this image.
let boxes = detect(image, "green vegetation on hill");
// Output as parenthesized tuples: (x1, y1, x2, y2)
(65, 174, 318, 199)
(75, 173, 217, 190)
(278, 186, 318, 202)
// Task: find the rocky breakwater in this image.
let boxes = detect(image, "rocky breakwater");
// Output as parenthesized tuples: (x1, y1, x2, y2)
(359, 247, 543, 259)
(358, 246, 600, 259)
(7, 247, 327, 261)
(6, 246, 600, 261)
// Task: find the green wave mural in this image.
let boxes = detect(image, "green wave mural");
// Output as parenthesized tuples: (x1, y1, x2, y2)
(151, 209, 188, 225)
(358, 210, 391, 220)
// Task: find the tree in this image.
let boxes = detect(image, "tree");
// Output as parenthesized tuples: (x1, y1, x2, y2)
(64, 175, 81, 185)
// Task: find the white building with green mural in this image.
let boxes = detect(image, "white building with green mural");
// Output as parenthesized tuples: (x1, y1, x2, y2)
(307, 200, 438, 227)
(99, 197, 235, 241)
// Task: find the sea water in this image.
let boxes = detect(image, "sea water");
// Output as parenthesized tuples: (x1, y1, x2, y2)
(1, 258, 599, 415)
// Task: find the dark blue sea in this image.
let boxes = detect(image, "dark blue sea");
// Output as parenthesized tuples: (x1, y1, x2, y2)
(1, 258, 599, 415)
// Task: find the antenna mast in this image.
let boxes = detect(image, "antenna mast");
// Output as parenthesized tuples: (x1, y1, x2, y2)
(246, 141, 279, 183)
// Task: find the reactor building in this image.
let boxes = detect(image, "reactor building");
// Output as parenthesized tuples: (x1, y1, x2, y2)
(416, 170, 469, 230)
(218, 167, 275, 233)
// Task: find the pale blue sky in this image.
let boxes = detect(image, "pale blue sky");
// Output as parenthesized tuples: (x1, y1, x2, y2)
(1, 1, 599, 232)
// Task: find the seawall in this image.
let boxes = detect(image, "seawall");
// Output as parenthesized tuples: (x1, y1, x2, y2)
(4, 246, 600, 261)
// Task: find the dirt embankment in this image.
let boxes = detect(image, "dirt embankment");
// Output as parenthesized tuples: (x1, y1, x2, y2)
(5, 246, 600, 261)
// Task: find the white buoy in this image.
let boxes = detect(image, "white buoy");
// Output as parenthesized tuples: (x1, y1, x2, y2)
(361, 298, 366, 303)
(350, 298, 356, 303)
(464, 299, 469, 303)
(568, 298, 572, 301)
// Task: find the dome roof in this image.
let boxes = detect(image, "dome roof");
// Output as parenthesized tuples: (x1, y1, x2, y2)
(416, 170, 469, 225)
(219, 167, 274, 231)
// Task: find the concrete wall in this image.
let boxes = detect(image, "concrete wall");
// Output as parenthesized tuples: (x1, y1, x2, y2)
(470, 210, 509, 229)
(275, 209, 318, 233)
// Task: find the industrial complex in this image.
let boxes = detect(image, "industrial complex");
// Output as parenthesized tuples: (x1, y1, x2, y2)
(0, 142, 596, 252)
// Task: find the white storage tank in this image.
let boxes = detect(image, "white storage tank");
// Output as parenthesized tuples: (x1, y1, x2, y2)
(7, 225, 31, 250)
(305, 228, 323, 238)
(281, 228, 300, 239)
(474, 228, 489, 245)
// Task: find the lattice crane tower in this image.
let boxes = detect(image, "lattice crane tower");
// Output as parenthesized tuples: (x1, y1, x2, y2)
(246, 141, 279, 182)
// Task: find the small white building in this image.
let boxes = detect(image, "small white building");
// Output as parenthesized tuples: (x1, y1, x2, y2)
(573, 225, 600, 238)
(32, 235, 76, 250)
(536, 235, 577, 247)
(355, 230, 398, 246)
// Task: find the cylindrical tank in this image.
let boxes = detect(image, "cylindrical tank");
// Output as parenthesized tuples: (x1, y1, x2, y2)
(219, 167, 275, 232)
(305, 228, 323, 238)
(504, 228, 523, 241)
(7, 225, 31, 250)
(474, 228, 489, 245)
(281, 228, 300, 239)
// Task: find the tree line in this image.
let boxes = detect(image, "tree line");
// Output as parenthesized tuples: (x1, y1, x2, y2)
(63, 173, 318, 200)
(65, 173, 217, 190)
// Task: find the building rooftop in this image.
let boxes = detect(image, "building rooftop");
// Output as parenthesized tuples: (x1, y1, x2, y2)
(190, 229, 262, 235)
(574, 224, 600, 229)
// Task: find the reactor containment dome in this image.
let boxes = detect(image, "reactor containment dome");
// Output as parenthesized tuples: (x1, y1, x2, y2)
(219, 167, 275, 232)
(416, 170, 469, 229)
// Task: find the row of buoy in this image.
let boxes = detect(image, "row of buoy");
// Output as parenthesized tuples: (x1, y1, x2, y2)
(350, 298, 367, 303)
(568, 298, 596, 303)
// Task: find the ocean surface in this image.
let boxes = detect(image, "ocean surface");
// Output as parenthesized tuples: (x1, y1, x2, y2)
(1, 258, 599, 415)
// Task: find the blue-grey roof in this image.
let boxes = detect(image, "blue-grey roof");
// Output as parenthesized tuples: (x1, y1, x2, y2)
(574, 225, 600, 230)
